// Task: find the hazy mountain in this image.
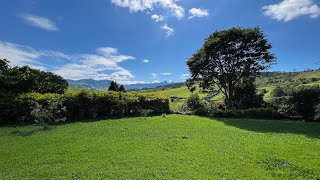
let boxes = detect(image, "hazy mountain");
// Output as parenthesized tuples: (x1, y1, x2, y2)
(67, 79, 171, 90)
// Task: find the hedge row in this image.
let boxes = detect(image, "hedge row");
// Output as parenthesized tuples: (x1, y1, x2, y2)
(0, 91, 170, 125)
(205, 108, 275, 119)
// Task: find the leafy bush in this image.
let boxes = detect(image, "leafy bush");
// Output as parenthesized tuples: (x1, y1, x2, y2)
(231, 77, 265, 109)
(31, 98, 67, 130)
(289, 87, 320, 121)
(209, 108, 275, 119)
(179, 94, 208, 115)
(139, 109, 153, 119)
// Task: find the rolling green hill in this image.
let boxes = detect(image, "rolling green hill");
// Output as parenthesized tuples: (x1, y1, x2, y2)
(1, 115, 320, 179)
(153, 70, 320, 110)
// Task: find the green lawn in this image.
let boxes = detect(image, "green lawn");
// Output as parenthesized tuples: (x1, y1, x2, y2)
(1, 115, 320, 179)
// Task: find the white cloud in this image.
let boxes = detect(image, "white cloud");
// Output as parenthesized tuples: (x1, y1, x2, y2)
(151, 73, 158, 79)
(0, 41, 141, 84)
(180, 73, 190, 79)
(0, 41, 70, 70)
(188, 8, 209, 19)
(150, 72, 172, 80)
(20, 14, 59, 31)
(263, 0, 320, 22)
(53, 48, 136, 83)
(161, 23, 174, 37)
(110, 0, 185, 19)
(151, 14, 164, 22)
(142, 59, 150, 63)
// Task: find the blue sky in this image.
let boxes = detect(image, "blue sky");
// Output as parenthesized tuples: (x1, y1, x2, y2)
(0, 0, 320, 84)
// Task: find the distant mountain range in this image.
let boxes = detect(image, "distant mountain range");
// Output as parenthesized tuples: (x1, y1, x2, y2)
(67, 79, 172, 90)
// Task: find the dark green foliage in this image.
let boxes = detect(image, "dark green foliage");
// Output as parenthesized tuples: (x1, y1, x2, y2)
(185, 94, 208, 115)
(0, 59, 68, 94)
(289, 87, 320, 121)
(187, 27, 275, 108)
(231, 77, 265, 109)
(210, 108, 275, 119)
(108, 81, 119, 91)
(118, 84, 126, 92)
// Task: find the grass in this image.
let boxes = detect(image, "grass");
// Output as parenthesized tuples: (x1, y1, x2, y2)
(158, 86, 207, 99)
(1, 115, 320, 179)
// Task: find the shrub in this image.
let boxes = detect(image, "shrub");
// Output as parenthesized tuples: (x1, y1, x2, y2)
(139, 109, 153, 119)
(289, 87, 320, 121)
(0, 91, 170, 125)
(31, 98, 67, 130)
(179, 94, 208, 115)
(209, 108, 275, 119)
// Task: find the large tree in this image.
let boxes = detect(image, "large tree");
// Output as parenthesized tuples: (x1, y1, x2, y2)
(187, 27, 275, 108)
(0, 59, 68, 94)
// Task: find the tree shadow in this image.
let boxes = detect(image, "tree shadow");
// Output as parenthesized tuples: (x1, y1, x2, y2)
(9, 128, 43, 137)
(212, 117, 320, 139)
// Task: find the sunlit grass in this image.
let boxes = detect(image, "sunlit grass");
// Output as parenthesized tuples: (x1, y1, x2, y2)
(1, 115, 320, 179)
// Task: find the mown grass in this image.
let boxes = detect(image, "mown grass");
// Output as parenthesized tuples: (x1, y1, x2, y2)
(1, 115, 320, 179)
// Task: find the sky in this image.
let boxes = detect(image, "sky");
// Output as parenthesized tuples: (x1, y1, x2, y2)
(0, 0, 320, 84)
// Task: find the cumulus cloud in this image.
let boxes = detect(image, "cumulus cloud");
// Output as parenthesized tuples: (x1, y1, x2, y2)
(161, 23, 174, 37)
(188, 8, 209, 19)
(263, 0, 320, 22)
(0, 41, 141, 84)
(20, 14, 59, 31)
(0, 41, 69, 70)
(53, 48, 136, 83)
(150, 72, 172, 80)
(151, 14, 164, 22)
(110, 0, 184, 19)
(142, 59, 150, 63)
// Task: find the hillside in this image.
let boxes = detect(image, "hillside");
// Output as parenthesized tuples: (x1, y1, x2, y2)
(1, 115, 319, 179)
(67, 79, 171, 91)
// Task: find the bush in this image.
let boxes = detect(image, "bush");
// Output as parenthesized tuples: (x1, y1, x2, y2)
(289, 87, 320, 121)
(209, 108, 275, 119)
(179, 94, 208, 115)
(0, 91, 170, 125)
(31, 97, 67, 130)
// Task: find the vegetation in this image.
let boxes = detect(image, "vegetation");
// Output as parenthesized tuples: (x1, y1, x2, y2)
(187, 27, 275, 108)
(108, 81, 119, 91)
(0, 59, 68, 94)
(31, 98, 67, 130)
(1, 115, 320, 179)
(0, 90, 169, 125)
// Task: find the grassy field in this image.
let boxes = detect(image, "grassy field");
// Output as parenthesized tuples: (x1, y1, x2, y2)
(1, 115, 320, 179)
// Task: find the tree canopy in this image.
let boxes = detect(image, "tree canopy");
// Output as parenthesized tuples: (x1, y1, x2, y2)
(118, 84, 126, 92)
(187, 27, 275, 108)
(0, 59, 68, 94)
(108, 81, 119, 91)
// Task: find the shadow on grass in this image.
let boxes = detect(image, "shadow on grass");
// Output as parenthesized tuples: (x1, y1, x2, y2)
(10, 128, 43, 137)
(212, 117, 320, 139)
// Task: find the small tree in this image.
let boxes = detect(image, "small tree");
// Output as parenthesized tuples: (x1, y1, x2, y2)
(290, 87, 320, 121)
(187, 27, 275, 109)
(108, 81, 119, 91)
(31, 98, 67, 130)
(118, 84, 126, 92)
(231, 77, 265, 109)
